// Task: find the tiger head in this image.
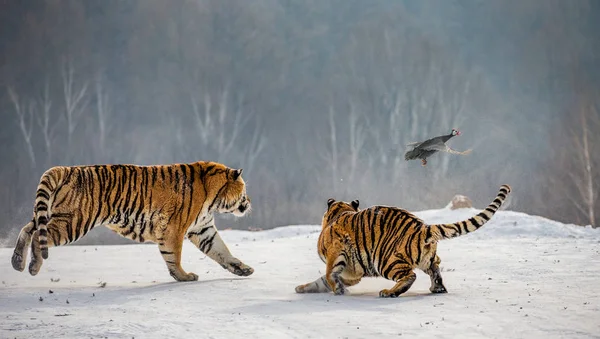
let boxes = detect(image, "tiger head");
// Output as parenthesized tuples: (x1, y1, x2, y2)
(322, 198, 360, 228)
(215, 167, 251, 217)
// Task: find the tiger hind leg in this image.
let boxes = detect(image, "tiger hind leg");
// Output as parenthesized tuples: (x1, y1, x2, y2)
(379, 263, 416, 298)
(187, 219, 254, 277)
(28, 231, 44, 275)
(424, 255, 447, 293)
(24, 219, 61, 275)
(26, 216, 84, 275)
(159, 233, 198, 282)
(11, 220, 35, 272)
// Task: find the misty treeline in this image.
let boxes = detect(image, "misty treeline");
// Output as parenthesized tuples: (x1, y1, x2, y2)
(0, 1, 598, 245)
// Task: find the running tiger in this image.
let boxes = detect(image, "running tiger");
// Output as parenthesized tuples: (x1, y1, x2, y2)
(295, 185, 511, 297)
(11, 161, 254, 281)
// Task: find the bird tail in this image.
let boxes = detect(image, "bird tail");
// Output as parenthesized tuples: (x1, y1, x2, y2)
(445, 147, 473, 156)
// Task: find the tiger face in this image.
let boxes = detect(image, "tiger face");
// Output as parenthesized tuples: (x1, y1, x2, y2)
(218, 168, 252, 217)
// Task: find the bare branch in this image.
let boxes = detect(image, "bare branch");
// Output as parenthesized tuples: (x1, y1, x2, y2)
(8, 87, 36, 167)
(95, 72, 111, 156)
(348, 101, 367, 181)
(243, 122, 267, 173)
(191, 93, 212, 144)
(62, 60, 89, 146)
(328, 105, 338, 190)
(35, 81, 55, 165)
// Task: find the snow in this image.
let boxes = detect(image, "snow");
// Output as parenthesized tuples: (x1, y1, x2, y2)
(1, 208, 599, 339)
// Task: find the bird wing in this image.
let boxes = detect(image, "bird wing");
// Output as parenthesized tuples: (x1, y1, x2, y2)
(411, 135, 447, 149)
(406, 141, 422, 147)
(421, 142, 472, 155)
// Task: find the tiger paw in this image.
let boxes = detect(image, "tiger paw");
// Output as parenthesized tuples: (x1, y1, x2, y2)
(11, 252, 25, 272)
(379, 289, 400, 298)
(182, 272, 199, 281)
(333, 284, 346, 296)
(28, 259, 42, 276)
(295, 284, 308, 293)
(172, 272, 199, 282)
(430, 285, 448, 294)
(225, 261, 254, 277)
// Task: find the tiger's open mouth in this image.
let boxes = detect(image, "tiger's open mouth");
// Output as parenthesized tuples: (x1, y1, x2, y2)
(232, 198, 251, 217)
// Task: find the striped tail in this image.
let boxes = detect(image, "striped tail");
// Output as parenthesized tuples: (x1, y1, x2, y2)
(428, 185, 511, 241)
(35, 169, 58, 259)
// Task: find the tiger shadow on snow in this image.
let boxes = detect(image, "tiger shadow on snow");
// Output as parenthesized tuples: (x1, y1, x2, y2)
(1, 277, 252, 310)
(230, 290, 438, 315)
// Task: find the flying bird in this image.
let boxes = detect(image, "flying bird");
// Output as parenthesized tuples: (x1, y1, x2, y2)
(404, 128, 472, 166)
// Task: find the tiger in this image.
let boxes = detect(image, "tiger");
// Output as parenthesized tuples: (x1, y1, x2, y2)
(295, 184, 511, 298)
(11, 161, 254, 282)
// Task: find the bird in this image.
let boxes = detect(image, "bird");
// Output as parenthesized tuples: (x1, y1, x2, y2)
(404, 128, 472, 166)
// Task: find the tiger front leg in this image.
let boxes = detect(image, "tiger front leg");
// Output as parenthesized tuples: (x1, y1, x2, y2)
(325, 248, 348, 295)
(295, 275, 332, 293)
(187, 216, 254, 277)
(295, 275, 361, 294)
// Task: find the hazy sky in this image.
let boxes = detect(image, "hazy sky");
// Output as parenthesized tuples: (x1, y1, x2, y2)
(1, 1, 598, 244)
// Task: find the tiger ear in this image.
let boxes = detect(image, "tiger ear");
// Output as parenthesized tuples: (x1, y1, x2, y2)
(231, 168, 243, 181)
(327, 198, 335, 208)
(351, 200, 360, 210)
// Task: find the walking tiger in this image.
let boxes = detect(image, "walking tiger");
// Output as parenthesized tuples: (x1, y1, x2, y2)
(11, 161, 254, 281)
(295, 185, 511, 297)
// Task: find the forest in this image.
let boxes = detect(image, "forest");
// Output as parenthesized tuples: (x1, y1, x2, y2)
(0, 0, 598, 244)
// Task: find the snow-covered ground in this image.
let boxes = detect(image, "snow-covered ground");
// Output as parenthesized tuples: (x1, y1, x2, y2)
(1, 208, 599, 339)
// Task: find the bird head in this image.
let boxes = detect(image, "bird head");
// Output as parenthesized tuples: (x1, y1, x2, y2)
(451, 128, 461, 136)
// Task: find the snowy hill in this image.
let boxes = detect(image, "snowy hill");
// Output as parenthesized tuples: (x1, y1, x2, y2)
(1, 208, 599, 339)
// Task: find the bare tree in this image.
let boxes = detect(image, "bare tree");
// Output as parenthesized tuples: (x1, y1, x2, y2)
(243, 122, 267, 174)
(216, 89, 252, 158)
(347, 102, 367, 182)
(94, 72, 111, 158)
(320, 105, 339, 191)
(187, 88, 266, 171)
(7, 87, 36, 167)
(191, 93, 212, 145)
(565, 98, 598, 226)
(36, 81, 56, 165)
(62, 61, 89, 148)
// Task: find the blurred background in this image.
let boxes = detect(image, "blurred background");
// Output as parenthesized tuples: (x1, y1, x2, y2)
(0, 0, 599, 245)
